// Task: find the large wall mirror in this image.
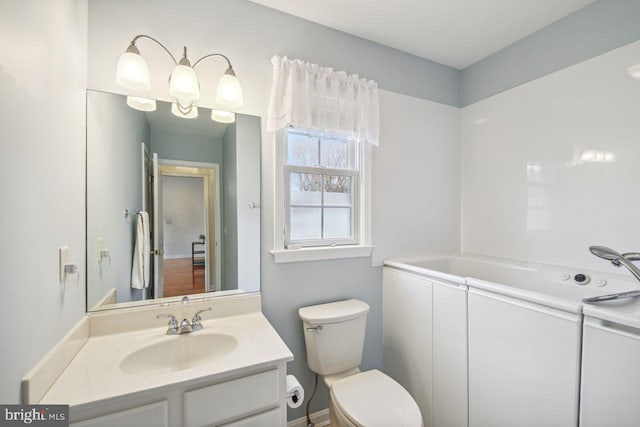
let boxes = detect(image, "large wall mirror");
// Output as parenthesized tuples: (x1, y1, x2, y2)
(86, 90, 260, 311)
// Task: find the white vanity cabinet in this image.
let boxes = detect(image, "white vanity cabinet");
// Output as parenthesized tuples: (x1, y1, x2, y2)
(69, 366, 286, 427)
(580, 316, 640, 427)
(383, 267, 468, 427)
(467, 289, 582, 427)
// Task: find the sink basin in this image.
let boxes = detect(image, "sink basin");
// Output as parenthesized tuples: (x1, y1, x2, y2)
(120, 333, 237, 375)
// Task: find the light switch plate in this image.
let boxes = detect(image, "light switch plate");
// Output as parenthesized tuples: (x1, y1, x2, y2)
(59, 246, 70, 282)
(97, 237, 104, 261)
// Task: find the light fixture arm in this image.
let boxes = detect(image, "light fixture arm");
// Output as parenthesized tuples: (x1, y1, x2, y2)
(192, 53, 234, 72)
(130, 34, 178, 65)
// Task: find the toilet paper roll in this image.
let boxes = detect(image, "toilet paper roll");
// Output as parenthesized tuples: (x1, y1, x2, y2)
(286, 374, 304, 408)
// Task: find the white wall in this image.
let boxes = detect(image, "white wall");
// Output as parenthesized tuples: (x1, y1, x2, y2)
(461, 40, 640, 272)
(87, 0, 461, 418)
(0, 0, 87, 403)
(373, 91, 461, 266)
(163, 176, 206, 259)
(86, 91, 150, 307)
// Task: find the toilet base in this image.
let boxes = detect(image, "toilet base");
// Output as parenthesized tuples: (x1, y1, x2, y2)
(329, 392, 359, 427)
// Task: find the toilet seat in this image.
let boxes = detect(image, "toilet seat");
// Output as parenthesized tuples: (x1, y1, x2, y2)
(330, 369, 423, 427)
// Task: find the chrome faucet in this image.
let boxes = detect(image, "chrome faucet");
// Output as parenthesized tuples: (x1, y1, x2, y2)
(156, 307, 212, 335)
(583, 246, 640, 303)
(589, 246, 640, 281)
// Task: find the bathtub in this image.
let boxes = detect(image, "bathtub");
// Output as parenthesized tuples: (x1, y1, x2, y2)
(385, 253, 636, 313)
(383, 253, 640, 427)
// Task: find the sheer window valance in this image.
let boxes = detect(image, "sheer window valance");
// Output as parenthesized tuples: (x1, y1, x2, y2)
(267, 55, 379, 146)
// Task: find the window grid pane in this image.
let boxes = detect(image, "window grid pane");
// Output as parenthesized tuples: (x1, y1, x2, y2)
(285, 129, 358, 247)
(287, 129, 353, 170)
(287, 170, 355, 244)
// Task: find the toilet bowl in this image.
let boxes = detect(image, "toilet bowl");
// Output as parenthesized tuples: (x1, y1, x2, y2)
(298, 300, 423, 427)
(329, 369, 423, 427)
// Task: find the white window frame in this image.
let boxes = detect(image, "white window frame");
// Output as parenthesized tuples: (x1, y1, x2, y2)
(272, 128, 373, 263)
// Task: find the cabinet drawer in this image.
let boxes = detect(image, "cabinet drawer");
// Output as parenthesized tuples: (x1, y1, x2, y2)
(219, 408, 282, 427)
(71, 401, 168, 427)
(184, 370, 279, 427)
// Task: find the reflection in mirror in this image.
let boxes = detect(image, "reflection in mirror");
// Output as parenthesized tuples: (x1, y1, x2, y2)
(86, 90, 260, 311)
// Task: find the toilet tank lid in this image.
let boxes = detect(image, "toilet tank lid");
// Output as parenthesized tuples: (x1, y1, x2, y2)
(299, 299, 370, 324)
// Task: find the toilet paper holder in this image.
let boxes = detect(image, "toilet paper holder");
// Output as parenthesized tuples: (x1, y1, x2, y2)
(287, 389, 301, 404)
(286, 374, 304, 408)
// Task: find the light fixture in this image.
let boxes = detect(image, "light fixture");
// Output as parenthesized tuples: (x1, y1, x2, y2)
(116, 44, 151, 91)
(216, 68, 243, 109)
(126, 96, 156, 111)
(169, 48, 200, 101)
(115, 35, 243, 117)
(211, 109, 235, 124)
(171, 101, 198, 119)
(627, 63, 640, 80)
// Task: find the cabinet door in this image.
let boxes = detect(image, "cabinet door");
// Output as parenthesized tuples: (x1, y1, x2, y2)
(184, 369, 279, 427)
(71, 401, 168, 427)
(468, 289, 581, 427)
(433, 282, 467, 427)
(580, 317, 640, 427)
(383, 268, 433, 426)
(219, 408, 282, 427)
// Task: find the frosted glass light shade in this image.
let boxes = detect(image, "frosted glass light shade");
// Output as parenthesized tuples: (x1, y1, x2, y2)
(627, 63, 640, 79)
(126, 96, 156, 112)
(171, 102, 198, 119)
(116, 51, 151, 91)
(169, 65, 200, 101)
(216, 72, 243, 109)
(211, 110, 235, 123)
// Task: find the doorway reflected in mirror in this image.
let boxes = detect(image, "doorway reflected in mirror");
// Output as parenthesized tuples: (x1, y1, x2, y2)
(86, 90, 260, 311)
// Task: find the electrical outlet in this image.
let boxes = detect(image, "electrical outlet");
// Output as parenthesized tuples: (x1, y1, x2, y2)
(59, 246, 70, 282)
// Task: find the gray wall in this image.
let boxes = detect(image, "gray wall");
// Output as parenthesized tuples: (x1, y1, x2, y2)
(461, 0, 640, 105)
(235, 114, 261, 293)
(87, 90, 150, 306)
(150, 129, 223, 164)
(222, 123, 238, 291)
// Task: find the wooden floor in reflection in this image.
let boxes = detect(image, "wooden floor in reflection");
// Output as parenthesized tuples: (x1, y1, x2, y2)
(163, 258, 205, 297)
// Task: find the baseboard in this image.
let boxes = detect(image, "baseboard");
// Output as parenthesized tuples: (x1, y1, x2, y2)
(288, 408, 330, 427)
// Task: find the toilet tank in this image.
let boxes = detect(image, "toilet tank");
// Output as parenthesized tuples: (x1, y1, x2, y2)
(299, 299, 370, 375)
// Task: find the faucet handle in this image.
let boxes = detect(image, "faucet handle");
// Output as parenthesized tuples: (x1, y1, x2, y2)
(191, 307, 212, 331)
(156, 313, 178, 328)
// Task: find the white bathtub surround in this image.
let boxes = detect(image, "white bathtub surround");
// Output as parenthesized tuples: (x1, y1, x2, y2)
(383, 253, 640, 427)
(22, 294, 293, 426)
(461, 40, 640, 272)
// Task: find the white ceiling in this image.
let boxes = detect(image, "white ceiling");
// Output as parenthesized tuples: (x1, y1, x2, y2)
(249, 0, 595, 69)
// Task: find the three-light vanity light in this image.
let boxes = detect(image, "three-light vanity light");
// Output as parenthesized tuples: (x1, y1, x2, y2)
(115, 34, 243, 123)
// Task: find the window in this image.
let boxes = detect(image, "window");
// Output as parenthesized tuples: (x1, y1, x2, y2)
(272, 127, 372, 262)
(284, 129, 358, 247)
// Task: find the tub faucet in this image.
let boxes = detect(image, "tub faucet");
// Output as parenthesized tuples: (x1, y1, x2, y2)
(589, 245, 640, 282)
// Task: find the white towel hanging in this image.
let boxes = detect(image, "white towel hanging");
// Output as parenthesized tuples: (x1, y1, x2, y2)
(131, 211, 150, 289)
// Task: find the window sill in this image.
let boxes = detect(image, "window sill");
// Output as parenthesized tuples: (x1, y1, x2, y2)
(270, 245, 373, 264)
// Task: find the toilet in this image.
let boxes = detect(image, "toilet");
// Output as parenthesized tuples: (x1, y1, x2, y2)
(299, 299, 423, 427)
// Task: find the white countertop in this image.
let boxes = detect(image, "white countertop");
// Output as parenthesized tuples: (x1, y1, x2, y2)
(40, 312, 293, 408)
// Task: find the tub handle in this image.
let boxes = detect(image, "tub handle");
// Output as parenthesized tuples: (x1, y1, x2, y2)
(583, 290, 640, 304)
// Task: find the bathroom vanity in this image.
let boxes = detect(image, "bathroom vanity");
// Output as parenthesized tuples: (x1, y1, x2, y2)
(23, 294, 293, 427)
